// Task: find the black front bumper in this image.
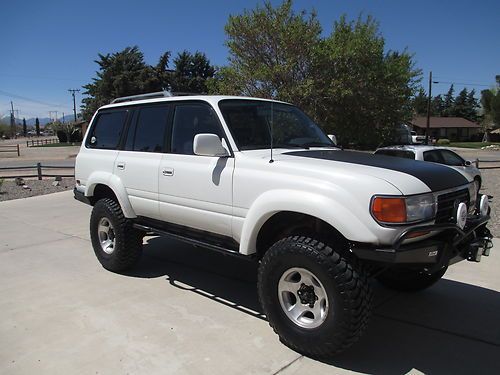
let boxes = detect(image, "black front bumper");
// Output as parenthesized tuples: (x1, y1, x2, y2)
(352, 215, 493, 267)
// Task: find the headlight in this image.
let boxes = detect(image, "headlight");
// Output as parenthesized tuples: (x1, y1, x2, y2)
(371, 193, 436, 224)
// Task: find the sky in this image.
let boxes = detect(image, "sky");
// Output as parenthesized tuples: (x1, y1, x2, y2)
(1, 0, 499, 120)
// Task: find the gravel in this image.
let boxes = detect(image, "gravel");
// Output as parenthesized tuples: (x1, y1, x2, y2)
(0, 178, 75, 202)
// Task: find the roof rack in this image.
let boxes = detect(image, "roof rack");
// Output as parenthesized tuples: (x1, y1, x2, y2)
(111, 91, 173, 104)
(111, 91, 204, 104)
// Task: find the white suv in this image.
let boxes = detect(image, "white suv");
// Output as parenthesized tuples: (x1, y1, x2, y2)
(75, 92, 492, 357)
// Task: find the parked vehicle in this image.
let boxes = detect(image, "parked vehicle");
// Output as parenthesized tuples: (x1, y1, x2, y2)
(411, 131, 426, 144)
(74, 92, 492, 358)
(374, 145, 482, 193)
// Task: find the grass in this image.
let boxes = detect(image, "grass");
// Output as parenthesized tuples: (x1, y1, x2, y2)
(448, 142, 500, 149)
(33, 142, 81, 148)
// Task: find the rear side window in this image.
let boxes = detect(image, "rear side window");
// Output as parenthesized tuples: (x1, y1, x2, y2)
(171, 103, 223, 155)
(125, 105, 169, 152)
(88, 111, 127, 149)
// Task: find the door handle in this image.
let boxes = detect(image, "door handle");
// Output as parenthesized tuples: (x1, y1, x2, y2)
(162, 168, 174, 177)
(117, 162, 125, 170)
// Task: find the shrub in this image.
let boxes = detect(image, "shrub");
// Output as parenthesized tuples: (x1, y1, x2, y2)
(0, 179, 4, 191)
(437, 138, 450, 145)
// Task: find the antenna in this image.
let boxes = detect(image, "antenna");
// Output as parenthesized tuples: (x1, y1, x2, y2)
(269, 101, 274, 163)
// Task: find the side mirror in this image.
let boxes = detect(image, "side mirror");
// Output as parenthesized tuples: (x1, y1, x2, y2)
(327, 134, 337, 145)
(193, 133, 229, 157)
(464, 160, 472, 167)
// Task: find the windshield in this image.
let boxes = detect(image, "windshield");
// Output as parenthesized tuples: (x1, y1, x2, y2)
(218, 99, 334, 150)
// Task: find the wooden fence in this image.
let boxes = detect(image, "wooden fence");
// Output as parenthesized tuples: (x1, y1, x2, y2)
(475, 159, 500, 170)
(0, 163, 74, 180)
(26, 138, 59, 147)
(0, 144, 20, 156)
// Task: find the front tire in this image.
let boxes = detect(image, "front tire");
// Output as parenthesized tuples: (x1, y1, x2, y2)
(90, 198, 143, 272)
(376, 266, 447, 292)
(258, 236, 372, 358)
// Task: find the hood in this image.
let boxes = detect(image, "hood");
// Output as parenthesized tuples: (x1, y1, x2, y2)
(283, 149, 469, 192)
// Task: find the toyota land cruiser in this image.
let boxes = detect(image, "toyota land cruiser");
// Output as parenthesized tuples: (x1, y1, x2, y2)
(74, 92, 493, 357)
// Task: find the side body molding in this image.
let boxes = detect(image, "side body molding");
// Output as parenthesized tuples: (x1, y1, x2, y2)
(238, 189, 379, 255)
(84, 171, 136, 218)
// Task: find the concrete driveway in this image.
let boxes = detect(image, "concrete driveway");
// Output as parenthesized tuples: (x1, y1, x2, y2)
(1, 191, 499, 374)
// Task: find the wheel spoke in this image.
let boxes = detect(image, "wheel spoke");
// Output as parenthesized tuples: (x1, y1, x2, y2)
(311, 297, 327, 320)
(288, 303, 307, 321)
(278, 279, 300, 294)
(98, 223, 109, 235)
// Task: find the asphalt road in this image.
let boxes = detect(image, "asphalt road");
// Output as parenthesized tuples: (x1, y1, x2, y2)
(0, 191, 499, 374)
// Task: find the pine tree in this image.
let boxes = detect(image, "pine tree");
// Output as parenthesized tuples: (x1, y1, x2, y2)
(35, 118, 40, 136)
(22, 118, 27, 137)
(431, 94, 445, 116)
(465, 89, 479, 122)
(442, 84, 455, 117)
(413, 88, 428, 115)
(453, 88, 468, 118)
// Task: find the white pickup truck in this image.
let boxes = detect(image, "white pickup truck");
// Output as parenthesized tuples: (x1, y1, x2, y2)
(74, 92, 492, 357)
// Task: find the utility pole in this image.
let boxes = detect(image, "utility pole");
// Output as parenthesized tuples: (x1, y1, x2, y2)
(68, 89, 80, 122)
(49, 111, 58, 122)
(10, 101, 15, 138)
(425, 71, 432, 145)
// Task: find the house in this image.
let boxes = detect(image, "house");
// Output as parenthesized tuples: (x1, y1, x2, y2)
(410, 117, 482, 141)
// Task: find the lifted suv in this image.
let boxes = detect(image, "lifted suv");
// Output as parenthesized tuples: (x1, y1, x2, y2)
(75, 92, 493, 357)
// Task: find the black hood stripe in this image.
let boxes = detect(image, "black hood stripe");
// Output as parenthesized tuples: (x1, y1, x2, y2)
(285, 150, 469, 192)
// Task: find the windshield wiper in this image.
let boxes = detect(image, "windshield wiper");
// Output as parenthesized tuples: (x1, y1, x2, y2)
(275, 143, 310, 149)
(301, 142, 338, 148)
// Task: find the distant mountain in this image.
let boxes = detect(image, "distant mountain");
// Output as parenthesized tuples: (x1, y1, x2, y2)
(1, 115, 80, 127)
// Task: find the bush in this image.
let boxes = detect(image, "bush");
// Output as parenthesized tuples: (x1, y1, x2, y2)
(437, 138, 450, 145)
(0, 179, 4, 191)
(57, 131, 68, 143)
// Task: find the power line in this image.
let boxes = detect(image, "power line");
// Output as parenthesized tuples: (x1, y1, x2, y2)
(0, 89, 68, 109)
(433, 80, 491, 88)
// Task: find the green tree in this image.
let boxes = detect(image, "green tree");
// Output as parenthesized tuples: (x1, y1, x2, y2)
(452, 88, 469, 118)
(22, 118, 27, 137)
(413, 88, 428, 115)
(480, 76, 500, 128)
(442, 84, 455, 116)
(170, 51, 215, 93)
(35, 118, 40, 136)
(432, 94, 445, 116)
(465, 89, 479, 121)
(210, 0, 322, 108)
(316, 16, 420, 146)
(211, 1, 420, 147)
(81, 46, 162, 120)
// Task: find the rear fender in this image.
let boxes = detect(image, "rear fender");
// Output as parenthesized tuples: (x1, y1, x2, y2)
(85, 171, 136, 218)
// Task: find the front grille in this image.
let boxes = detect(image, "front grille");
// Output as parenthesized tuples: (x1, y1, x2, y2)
(435, 188, 470, 223)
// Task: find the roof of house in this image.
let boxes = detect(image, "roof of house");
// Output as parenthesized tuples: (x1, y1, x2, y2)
(411, 117, 481, 129)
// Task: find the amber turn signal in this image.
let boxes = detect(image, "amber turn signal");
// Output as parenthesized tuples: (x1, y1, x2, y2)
(371, 197, 406, 223)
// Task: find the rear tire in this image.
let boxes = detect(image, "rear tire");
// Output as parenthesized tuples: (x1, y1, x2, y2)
(376, 266, 447, 292)
(258, 236, 372, 358)
(90, 198, 143, 272)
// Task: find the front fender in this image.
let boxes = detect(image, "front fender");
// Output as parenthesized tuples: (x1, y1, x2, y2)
(85, 171, 136, 218)
(238, 189, 379, 255)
